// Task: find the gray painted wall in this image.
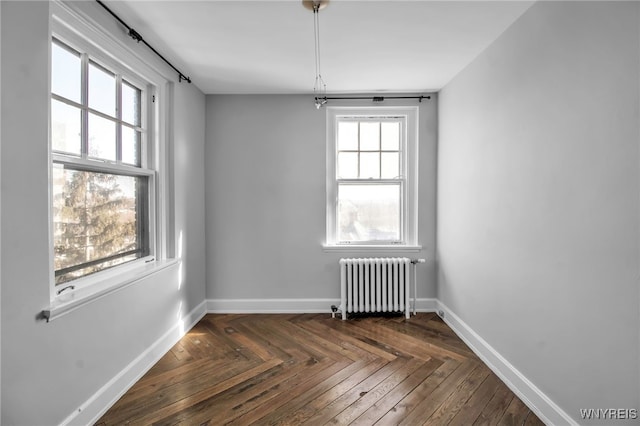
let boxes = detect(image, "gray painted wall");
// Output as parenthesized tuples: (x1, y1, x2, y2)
(438, 1, 639, 423)
(2, 0, 637, 423)
(0, 1, 206, 424)
(205, 95, 438, 301)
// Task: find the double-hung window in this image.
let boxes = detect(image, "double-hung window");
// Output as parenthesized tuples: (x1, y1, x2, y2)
(326, 107, 419, 248)
(50, 36, 156, 287)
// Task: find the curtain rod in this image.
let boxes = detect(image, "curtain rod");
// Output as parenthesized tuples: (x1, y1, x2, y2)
(315, 95, 431, 105)
(95, 0, 191, 84)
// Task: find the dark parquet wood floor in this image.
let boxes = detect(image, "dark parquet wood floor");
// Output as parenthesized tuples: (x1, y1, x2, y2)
(96, 313, 544, 425)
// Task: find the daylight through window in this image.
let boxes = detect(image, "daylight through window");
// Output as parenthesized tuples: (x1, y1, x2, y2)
(337, 119, 403, 242)
(327, 107, 419, 247)
(51, 38, 153, 285)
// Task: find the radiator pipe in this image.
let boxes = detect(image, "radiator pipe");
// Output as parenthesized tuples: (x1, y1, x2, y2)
(330, 304, 339, 319)
(411, 259, 425, 315)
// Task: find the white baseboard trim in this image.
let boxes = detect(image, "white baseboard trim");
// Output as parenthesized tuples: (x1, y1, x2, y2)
(414, 297, 438, 312)
(207, 298, 341, 314)
(435, 301, 577, 426)
(60, 297, 574, 426)
(62, 300, 207, 426)
(206, 297, 439, 315)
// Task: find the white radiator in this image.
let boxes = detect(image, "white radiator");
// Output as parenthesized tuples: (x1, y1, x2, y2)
(339, 257, 412, 320)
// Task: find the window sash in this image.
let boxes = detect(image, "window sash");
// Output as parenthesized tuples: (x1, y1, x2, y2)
(52, 161, 153, 285)
(51, 154, 154, 178)
(336, 181, 404, 244)
(334, 117, 406, 244)
(335, 117, 404, 181)
(52, 38, 146, 167)
(50, 34, 156, 289)
(55, 249, 145, 284)
(326, 107, 418, 248)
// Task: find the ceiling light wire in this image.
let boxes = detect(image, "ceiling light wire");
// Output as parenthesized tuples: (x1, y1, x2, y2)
(313, 4, 326, 99)
(304, 0, 329, 108)
(304, 1, 430, 108)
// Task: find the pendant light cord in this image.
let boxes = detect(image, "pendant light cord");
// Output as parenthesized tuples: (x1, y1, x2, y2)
(313, 4, 326, 97)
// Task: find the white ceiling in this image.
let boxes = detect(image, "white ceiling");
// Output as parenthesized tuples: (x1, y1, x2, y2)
(103, 1, 534, 94)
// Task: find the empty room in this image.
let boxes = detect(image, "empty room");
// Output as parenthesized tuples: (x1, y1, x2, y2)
(1, 0, 639, 425)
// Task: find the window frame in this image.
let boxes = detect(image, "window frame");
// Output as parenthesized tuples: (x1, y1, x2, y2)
(46, 1, 174, 314)
(325, 106, 420, 251)
(51, 39, 146, 166)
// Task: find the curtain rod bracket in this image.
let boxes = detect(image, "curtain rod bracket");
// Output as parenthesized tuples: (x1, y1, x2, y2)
(95, 0, 192, 84)
(128, 28, 143, 43)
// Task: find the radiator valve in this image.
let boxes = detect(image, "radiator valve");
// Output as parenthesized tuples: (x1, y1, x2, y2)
(330, 305, 339, 318)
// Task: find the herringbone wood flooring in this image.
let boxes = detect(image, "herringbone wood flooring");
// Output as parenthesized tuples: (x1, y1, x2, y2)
(96, 313, 544, 425)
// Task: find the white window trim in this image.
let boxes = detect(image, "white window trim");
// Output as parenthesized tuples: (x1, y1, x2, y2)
(324, 106, 421, 251)
(45, 1, 175, 321)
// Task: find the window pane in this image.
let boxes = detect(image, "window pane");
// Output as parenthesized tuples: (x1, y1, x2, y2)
(360, 152, 380, 179)
(122, 81, 141, 126)
(338, 121, 358, 150)
(338, 152, 358, 179)
(338, 184, 401, 242)
(89, 62, 116, 117)
(88, 113, 116, 161)
(381, 122, 400, 150)
(360, 122, 380, 151)
(51, 100, 81, 155)
(52, 165, 149, 284)
(122, 127, 141, 166)
(52, 41, 81, 103)
(381, 152, 400, 179)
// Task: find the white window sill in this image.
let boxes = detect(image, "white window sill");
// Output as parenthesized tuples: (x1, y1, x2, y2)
(322, 244, 422, 253)
(43, 259, 180, 322)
